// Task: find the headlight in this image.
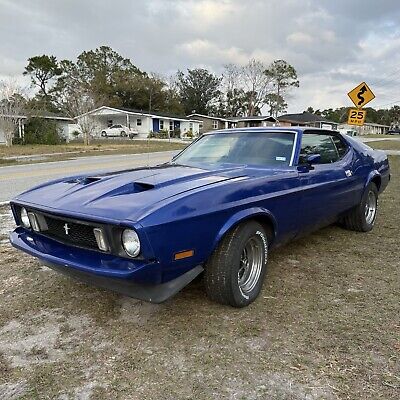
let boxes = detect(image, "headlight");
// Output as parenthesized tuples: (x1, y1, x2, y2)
(122, 229, 140, 257)
(20, 207, 30, 228)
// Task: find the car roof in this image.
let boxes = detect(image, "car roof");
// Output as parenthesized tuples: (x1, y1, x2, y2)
(203, 126, 339, 135)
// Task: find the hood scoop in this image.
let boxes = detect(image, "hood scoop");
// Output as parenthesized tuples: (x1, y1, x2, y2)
(133, 181, 155, 192)
(66, 176, 103, 185)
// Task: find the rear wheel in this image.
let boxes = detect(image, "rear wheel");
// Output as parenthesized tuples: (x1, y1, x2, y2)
(341, 182, 378, 232)
(120, 131, 126, 137)
(101, 131, 107, 137)
(205, 221, 268, 307)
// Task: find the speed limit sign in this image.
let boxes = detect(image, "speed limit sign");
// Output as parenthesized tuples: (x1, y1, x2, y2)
(347, 108, 367, 126)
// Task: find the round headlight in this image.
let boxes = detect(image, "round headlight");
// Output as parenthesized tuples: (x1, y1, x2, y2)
(122, 229, 141, 257)
(20, 207, 30, 228)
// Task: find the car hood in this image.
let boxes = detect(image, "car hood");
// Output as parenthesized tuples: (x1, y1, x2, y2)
(13, 164, 243, 222)
(13, 163, 295, 223)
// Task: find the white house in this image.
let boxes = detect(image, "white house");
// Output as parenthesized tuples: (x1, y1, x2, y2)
(338, 122, 390, 135)
(76, 106, 201, 139)
(0, 113, 75, 144)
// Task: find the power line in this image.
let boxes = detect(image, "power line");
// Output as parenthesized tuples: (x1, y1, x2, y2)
(371, 98, 400, 109)
(367, 66, 400, 89)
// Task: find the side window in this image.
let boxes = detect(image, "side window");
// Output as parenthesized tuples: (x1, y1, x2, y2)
(331, 135, 349, 158)
(299, 134, 339, 164)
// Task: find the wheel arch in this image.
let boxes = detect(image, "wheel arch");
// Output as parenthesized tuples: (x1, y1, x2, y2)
(211, 208, 278, 254)
(366, 170, 381, 191)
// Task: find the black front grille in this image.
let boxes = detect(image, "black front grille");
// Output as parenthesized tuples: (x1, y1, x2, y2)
(42, 215, 99, 250)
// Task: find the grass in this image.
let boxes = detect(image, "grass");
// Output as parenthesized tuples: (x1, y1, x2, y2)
(369, 140, 400, 151)
(362, 134, 395, 139)
(0, 140, 186, 167)
(0, 157, 399, 399)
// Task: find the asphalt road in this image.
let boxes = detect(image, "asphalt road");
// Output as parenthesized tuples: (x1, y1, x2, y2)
(0, 151, 177, 203)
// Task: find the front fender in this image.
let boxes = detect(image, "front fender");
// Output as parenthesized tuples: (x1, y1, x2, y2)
(211, 207, 278, 253)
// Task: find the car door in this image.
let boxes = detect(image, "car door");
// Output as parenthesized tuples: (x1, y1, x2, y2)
(296, 130, 357, 234)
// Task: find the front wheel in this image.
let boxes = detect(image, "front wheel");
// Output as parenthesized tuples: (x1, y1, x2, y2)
(341, 182, 378, 232)
(205, 221, 268, 307)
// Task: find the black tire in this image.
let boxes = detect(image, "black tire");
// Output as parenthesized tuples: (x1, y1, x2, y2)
(205, 221, 268, 307)
(120, 131, 126, 137)
(341, 182, 378, 232)
(101, 131, 107, 137)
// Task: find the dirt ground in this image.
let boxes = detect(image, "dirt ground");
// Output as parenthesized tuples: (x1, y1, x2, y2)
(0, 158, 398, 400)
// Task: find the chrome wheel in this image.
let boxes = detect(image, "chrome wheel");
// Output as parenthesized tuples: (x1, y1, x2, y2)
(365, 190, 377, 225)
(238, 235, 264, 295)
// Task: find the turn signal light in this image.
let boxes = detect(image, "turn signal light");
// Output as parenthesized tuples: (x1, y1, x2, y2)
(93, 228, 109, 252)
(27, 212, 40, 232)
(174, 250, 194, 260)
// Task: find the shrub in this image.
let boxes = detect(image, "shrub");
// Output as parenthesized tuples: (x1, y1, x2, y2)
(171, 128, 181, 138)
(185, 130, 194, 139)
(24, 118, 63, 145)
(148, 130, 169, 139)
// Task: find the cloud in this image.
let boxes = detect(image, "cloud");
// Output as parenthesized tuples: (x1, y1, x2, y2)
(0, 0, 399, 112)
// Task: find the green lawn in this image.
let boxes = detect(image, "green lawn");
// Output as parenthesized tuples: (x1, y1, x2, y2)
(369, 140, 400, 151)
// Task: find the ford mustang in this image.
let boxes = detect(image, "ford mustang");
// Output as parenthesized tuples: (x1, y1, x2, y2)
(9, 127, 390, 307)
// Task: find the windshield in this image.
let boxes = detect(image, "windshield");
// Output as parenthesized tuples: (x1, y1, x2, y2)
(173, 131, 296, 167)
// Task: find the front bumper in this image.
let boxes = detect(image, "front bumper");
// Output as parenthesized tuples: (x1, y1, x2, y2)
(9, 228, 203, 303)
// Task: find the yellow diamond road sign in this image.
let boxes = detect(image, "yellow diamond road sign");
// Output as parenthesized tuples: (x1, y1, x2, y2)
(348, 108, 367, 126)
(348, 82, 375, 108)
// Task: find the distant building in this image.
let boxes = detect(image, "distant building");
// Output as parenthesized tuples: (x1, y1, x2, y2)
(77, 106, 201, 138)
(187, 113, 278, 134)
(278, 112, 338, 130)
(0, 112, 74, 144)
(338, 122, 389, 135)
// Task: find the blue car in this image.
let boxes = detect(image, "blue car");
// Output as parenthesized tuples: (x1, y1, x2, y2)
(9, 128, 390, 307)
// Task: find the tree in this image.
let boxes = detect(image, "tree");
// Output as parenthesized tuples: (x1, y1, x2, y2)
(220, 64, 245, 116)
(177, 68, 221, 115)
(265, 93, 287, 116)
(0, 80, 26, 146)
(74, 46, 143, 106)
(23, 55, 62, 100)
(241, 59, 272, 116)
(53, 46, 144, 111)
(264, 60, 299, 116)
(55, 79, 97, 145)
(71, 88, 97, 146)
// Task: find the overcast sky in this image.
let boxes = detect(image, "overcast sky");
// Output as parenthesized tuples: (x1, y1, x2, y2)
(1, 0, 400, 113)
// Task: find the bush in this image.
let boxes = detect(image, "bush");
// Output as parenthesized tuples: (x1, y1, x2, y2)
(148, 130, 169, 139)
(24, 117, 63, 145)
(185, 130, 194, 139)
(171, 128, 181, 138)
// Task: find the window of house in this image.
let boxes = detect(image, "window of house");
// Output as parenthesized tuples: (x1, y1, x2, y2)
(159, 120, 164, 130)
(199, 122, 204, 130)
(169, 121, 174, 131)
(299, 133, 339, 164)
(137, 119, 142, 126)
(189, 123, 193, 130)
(212, 120, 218, 129)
